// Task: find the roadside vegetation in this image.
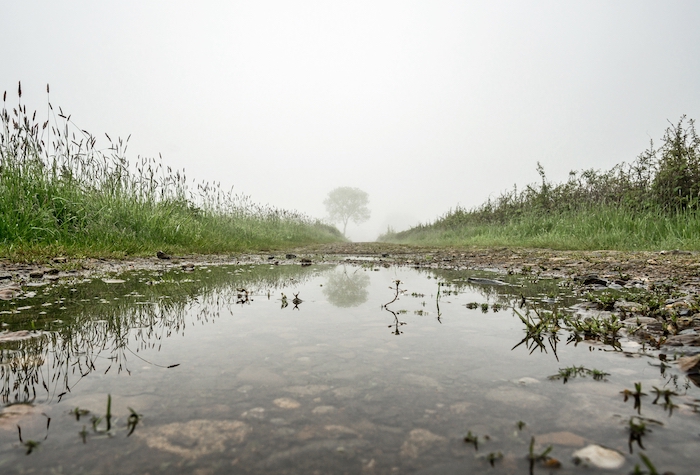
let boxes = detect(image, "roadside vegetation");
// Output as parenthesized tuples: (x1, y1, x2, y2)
(380, 116, 700, 250)
(0, 83, 343, 260)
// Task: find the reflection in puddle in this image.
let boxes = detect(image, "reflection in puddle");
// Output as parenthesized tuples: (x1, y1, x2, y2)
(0, 264, 698, 474)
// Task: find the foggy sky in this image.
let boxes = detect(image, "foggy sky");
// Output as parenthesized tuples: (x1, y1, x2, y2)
(2, 1, 699, 241)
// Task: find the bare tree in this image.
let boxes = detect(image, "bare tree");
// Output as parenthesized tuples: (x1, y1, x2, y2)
(324, 187, 370, 236)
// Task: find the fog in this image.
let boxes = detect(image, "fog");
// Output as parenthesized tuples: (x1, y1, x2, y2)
(2, 1, 699, 241)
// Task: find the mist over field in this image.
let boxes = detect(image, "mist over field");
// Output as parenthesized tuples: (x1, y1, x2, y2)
(2, 1, 699, 241)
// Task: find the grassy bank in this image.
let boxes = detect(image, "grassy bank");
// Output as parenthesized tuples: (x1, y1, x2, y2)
(1, 84, 343, 260)
(380, 117, 700, 251)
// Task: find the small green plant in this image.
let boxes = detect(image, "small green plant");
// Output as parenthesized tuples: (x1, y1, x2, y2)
(622, 383, 647, 415)
(16, 414, 50, 455)
(70, 407, 90, 421)
(548, 366, 610, 383)
(627, 417, 649, 453)
(651, 386, 679, 415)
(126, 407, 142, 436)
(480, 303, 489, 313)
(485, 451, 503, 467)
(527, 436, 555, 474)
(631, 453, 659, 475)
(463, 430, 479, 450)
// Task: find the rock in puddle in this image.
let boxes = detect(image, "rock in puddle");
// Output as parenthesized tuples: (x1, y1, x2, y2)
(400, 428, 447, 459)
(136, 419, 251, 460)
(273, 397, 301, 409)
(572, 444, 625, 469)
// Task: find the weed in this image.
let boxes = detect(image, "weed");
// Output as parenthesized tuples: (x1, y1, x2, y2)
(622, 383, 647, 415)
(631, 453, 660, 475)
(651, 387, 679, 415)
(463, 430, 479, 450)
(548, 366, 610, 383)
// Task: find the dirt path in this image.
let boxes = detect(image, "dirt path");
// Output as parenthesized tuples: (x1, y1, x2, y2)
(1, 243, 699, 292)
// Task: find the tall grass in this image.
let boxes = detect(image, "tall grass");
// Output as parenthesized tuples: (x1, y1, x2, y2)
(380, 117, 700, 250)
(0, 83, 343, 258)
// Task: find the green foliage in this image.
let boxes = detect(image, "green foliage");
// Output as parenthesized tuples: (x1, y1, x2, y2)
(380, 116, 700, 250)
(0, 84, 343, 257)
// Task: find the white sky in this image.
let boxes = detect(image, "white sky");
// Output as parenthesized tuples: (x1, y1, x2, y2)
(3, 1, 699, 241)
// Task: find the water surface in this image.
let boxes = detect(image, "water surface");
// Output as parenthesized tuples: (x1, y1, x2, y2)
(0, 262, 697, 474)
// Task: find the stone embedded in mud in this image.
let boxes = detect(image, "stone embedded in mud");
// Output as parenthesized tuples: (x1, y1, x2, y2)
(0, 403, 40, 430)
(572, 444, 625, 469)
(664, 334, 700, 346)
(101, 278, 126, 284)
(137, 419, 251, 459)
(622, 316, 658, 325)
(273, 397, 301, 409)
(677, 354, 700, 372)
(400, 429, 447, 459)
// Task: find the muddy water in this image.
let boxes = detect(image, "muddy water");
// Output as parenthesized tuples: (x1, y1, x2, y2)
(0, 263, 697, 474)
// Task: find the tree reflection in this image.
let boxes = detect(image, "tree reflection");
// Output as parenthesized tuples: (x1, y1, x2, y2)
(322, 266, 370, 308)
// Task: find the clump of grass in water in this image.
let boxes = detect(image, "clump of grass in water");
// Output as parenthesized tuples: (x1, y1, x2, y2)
(0, 83, 343, 259)
(548, 365, 610, 383)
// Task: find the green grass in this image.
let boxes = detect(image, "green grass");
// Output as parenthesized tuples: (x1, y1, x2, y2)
(380, 206, 700, 250)
(380, 116, 700, 251)
(1, 84, 343, 260)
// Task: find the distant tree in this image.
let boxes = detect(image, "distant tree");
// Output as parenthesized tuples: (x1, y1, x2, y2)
(324, 187, 370, 236)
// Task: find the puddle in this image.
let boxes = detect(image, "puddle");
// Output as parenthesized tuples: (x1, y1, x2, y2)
(0, 263, 698, 474)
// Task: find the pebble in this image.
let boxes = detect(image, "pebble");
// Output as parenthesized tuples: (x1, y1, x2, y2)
(572, 444, 625, 469)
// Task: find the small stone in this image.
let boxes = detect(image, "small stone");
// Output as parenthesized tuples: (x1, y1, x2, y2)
(273, 398, 300, 409)
(29, 270, 44, 279)
(622, 317, 658, 325)
(400, 429, 447, 459)
(156, 251, 171, 260)
(677, 354, 700, 372)
(664, 334, 700, 346)
(311, 405, 336, 415)
(572, 444, 625, 469)
(285, 254, 297, 259)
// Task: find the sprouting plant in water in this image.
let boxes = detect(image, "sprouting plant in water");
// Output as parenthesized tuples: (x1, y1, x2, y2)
(17, 414, 50, 455)
(622, 383, 647, 415)
(628, 417, 647, 453)
(126, 407, 142, 436)
(480, 303, 489, 313)
(463, 430, 479, 450)
(548, 366, 610, 383)
(512, 308, 561, 360)
(651, 386, 679, 415)
(70, 407, 90, 421)
(79, 425, 88, 444)
(90, 394, 113, 434)
(631, 452, 660, 475)
(516, 420, 526, 430)
(485, 451, 503, 467)
(527, 436, 556, 475)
